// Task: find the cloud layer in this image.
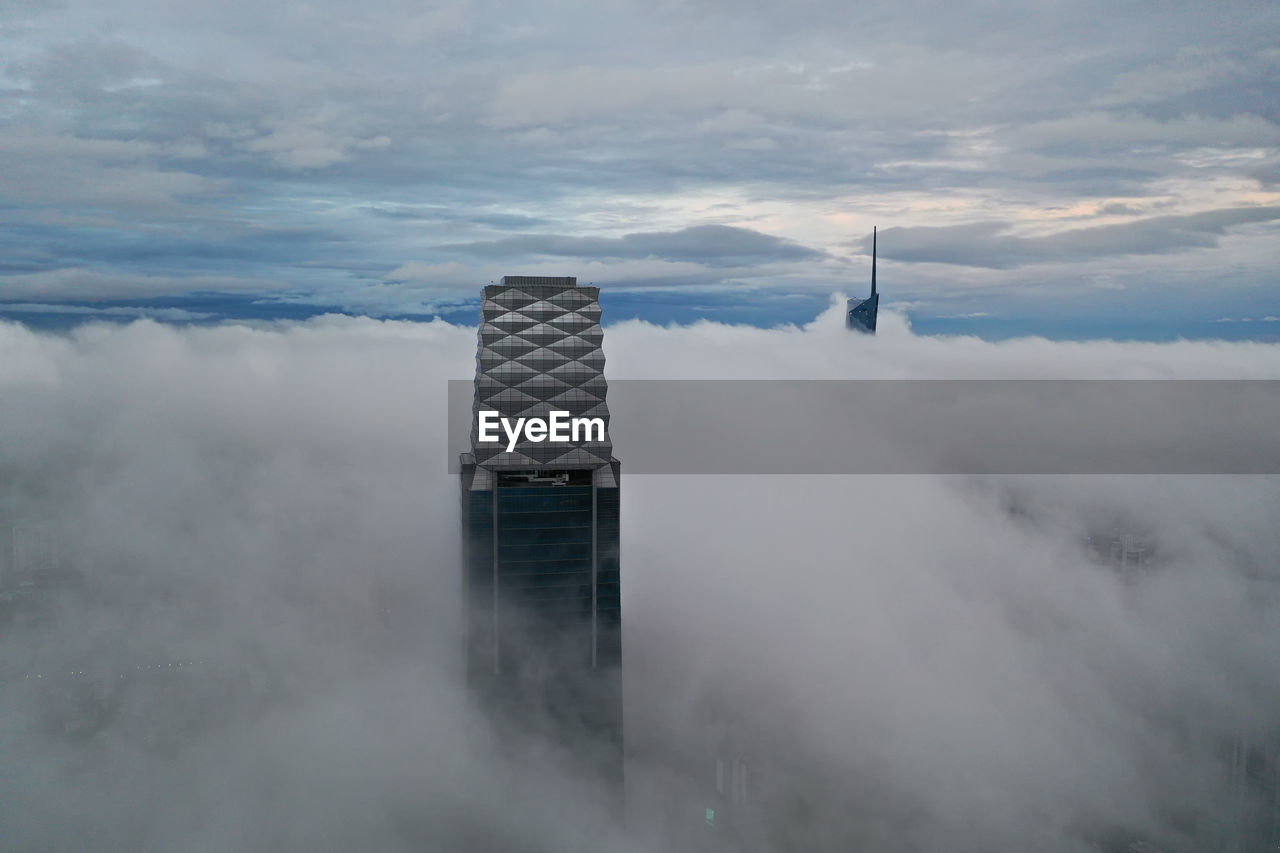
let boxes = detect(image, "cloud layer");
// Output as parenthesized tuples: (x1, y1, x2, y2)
(2, 311, 1279, 850)
(872, 206, 1280, 269)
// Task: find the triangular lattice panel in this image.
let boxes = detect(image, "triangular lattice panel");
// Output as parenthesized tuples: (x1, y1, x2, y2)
(470, 277, 613, 469)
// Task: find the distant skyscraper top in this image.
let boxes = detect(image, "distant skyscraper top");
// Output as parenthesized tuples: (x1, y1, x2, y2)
(847, 227, 879, 333)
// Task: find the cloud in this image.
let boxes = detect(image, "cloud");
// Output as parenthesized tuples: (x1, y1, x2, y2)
(1097, 202, 1143, 216)
(0, 268, 291, 301)
(238, 111, 392, 170)
(0, 131, 223, 212)
(1011, 112, 1280, 165)
(0, 302, 214, 321)
(469, 213, 547, 229)
(383, 257, 775, 294)
(1095, 48, 1249, 107)
(437, 224, 825, 267)
(381, 260, 476, 286)
(871, 206, 1280, 268)
(2, 311, 1279, 850)
(1215, 315, 1280, 323)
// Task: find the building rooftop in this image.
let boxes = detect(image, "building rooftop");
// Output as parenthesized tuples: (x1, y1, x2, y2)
(499, 275, 577, 287)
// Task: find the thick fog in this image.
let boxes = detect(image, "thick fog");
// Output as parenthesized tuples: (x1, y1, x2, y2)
(2, 305, 1278, 851)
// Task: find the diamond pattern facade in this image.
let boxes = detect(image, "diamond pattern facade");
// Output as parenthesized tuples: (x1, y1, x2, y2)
(470, 276, 614, 469)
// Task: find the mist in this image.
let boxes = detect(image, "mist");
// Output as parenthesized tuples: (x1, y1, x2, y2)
(2, 305, 1278, 851)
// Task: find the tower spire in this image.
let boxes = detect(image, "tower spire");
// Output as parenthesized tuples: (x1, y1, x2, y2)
(871, 225, 877, 297)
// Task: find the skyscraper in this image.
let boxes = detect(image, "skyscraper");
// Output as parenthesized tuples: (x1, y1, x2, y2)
(459, 276, 623, 795)
(847, 227, 879, 333)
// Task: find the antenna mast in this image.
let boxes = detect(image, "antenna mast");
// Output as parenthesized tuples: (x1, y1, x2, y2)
(871, 226, 877, 297)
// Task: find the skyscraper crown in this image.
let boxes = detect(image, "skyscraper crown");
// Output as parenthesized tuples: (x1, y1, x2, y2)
(471, 277, 613, 468)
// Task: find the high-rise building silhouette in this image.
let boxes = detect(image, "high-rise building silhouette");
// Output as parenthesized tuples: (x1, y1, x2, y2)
(459, 276, 623, 796)
(847, 227, 879, 333)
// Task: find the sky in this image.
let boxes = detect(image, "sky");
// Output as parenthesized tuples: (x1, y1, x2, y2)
(2, 310, 1279, 851)
(2, 0, 1278, 338)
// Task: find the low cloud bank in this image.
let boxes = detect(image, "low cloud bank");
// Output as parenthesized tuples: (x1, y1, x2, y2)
(1, 309, 1277, 851)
